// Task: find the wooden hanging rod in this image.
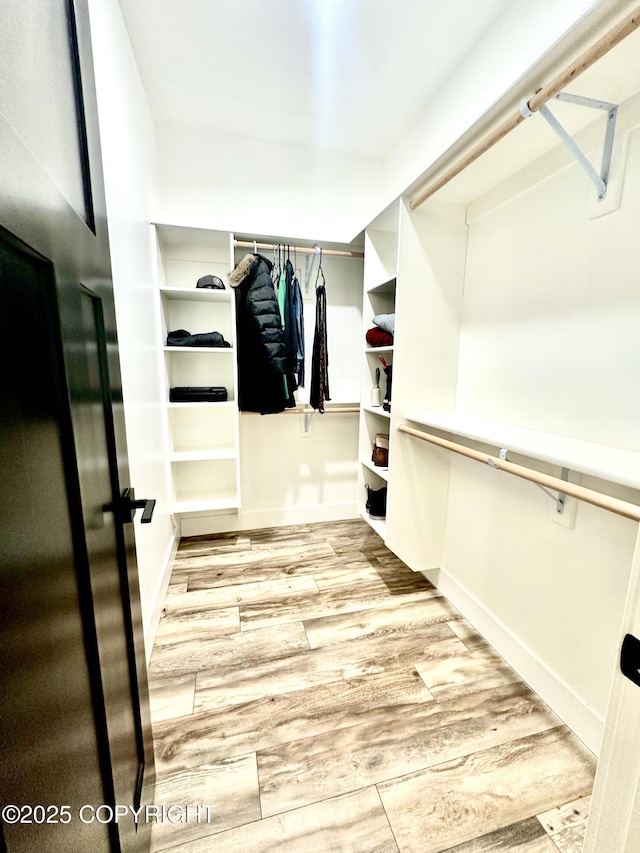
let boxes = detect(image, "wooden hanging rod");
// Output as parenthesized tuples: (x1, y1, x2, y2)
(409, 4, 640, 210)
(234, 240, 363, 259)
(398, 423, 640, 522)
(242, 406, 360, 416)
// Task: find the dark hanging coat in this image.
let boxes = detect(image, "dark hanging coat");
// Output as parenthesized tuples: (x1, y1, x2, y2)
(229, 253, 295, 414)
(310, 278, 330, 413)
(283, 258, 305, 389)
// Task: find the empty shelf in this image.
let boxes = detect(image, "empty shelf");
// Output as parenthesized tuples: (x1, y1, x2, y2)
(406, 411, 640, 490)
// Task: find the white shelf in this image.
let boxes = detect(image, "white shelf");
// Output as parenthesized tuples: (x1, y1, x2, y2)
(362, 405, 391, 419)
(164, 346, 234, 354)
(361, 459, 389, 481)
(170, 449, 237, 462)
(160, 286, 232, 302)
(365, 346, 394, 354)
(359, 508, 386, 538)
(366, 277, 396, 294)
(405, 411, 640, 491)
(324, 401, 360, 409)
(173, 496, 239, 514)
(167, 401, 235, 409)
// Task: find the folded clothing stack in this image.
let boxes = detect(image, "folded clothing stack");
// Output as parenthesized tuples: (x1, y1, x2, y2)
(365, 313, 395, 347)
(170, 386, 228, 402)
(366, 327, 393, 347)
(167, 329, 231, 347)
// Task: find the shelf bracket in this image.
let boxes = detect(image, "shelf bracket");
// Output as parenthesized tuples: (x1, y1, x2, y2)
(488, 447, 508, 468)
(521, 92, 617, 201)
(495, 448, 568, 514)
(536, 467, 570, 514)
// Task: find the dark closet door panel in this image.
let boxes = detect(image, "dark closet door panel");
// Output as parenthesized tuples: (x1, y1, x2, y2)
(0, 0, 154, 850)
(0, 230, 111, 852)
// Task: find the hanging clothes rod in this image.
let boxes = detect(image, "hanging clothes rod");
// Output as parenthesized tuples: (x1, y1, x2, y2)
(397, 423, 640, 522)
(409, 4, 640, 210)
(234, 240, 363, 259)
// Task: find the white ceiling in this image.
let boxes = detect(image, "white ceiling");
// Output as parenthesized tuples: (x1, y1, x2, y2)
(117, 0, 514, 159)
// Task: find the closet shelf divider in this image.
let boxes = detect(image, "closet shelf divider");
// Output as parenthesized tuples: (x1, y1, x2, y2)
(365, 345, 394, 354)
(362, 405, 392, 419)
(361, 459, 389, 481)
(163, 346, 234, 354)
(167, 401, 235, 409)
(160, 286, 233, 302)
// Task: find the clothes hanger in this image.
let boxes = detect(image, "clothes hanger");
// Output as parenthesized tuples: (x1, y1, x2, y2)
(315, 247, 325, 291)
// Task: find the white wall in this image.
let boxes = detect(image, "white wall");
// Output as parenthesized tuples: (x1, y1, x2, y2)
(433, 89, 640, 753)
(296, 253, 364, 408)
(457, 112, 640, 449)
(88, 0, 176, 658)
(154, 124, 384, 243)
(237, 411, 359, 530)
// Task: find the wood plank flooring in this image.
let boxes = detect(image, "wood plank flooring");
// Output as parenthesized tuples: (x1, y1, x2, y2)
(147, 519, 595, 852)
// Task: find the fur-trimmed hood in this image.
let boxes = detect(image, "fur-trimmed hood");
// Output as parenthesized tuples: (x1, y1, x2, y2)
(229, 253, 273, 288)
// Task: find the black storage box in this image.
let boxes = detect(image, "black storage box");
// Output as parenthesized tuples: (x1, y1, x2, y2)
(170, 386, 228, 403)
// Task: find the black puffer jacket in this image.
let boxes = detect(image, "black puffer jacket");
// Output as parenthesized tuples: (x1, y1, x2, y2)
(229, 253, 295, 414)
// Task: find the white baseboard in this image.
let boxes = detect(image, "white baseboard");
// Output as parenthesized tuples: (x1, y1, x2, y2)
(424, 564, 604, 757)
(143, 532, 179, 666)
(180, 502, 358, 537)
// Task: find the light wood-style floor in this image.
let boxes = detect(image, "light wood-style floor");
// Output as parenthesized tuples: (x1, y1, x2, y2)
(147, 518, 595, 853)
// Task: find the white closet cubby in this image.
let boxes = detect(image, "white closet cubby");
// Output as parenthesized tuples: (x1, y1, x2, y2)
(155, 225, 241, 521)
(357, 204, 399, 537)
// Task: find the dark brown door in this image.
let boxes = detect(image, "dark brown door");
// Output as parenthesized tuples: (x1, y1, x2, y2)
(0, 2, 154, 852)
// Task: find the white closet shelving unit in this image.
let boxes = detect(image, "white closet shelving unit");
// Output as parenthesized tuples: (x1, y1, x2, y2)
(155, 225, 241, 520)
(357, 204, 399, 537)
(154, 226, 365, 536)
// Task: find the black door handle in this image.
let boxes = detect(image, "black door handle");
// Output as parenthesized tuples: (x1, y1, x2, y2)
(621, 633, 640, 688)
(121, 487, 156, 524)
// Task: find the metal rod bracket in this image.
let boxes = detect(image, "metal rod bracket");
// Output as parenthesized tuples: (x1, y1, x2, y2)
(304, 246, 321, 294)
(485, 442, 569, 514)
(534, 92, 617, 201)
(519, 98, 534, 119)
(536, 467, 570, 514)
